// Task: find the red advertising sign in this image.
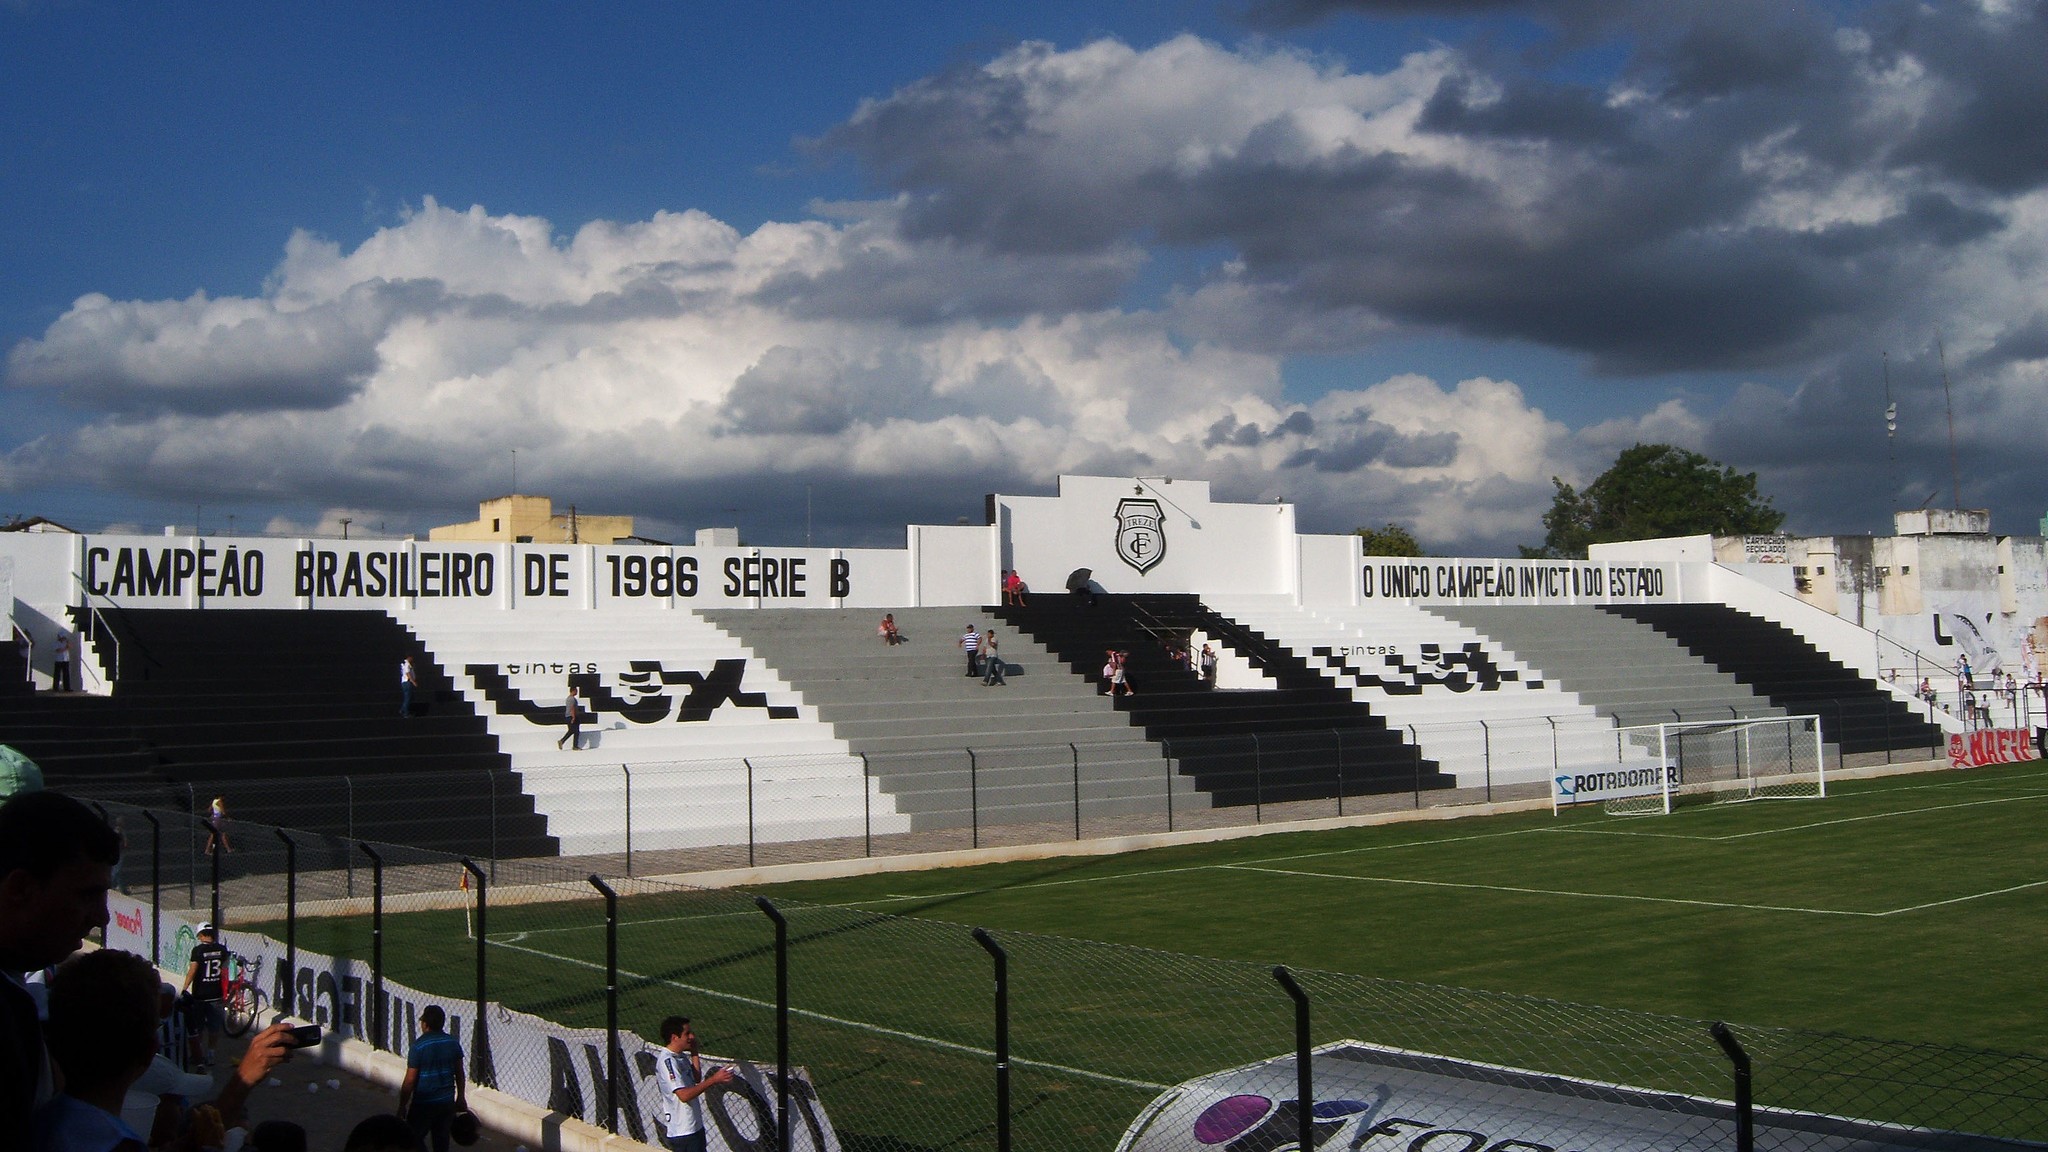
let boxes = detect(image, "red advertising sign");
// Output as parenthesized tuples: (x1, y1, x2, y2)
(1948, 728, 2040, 769)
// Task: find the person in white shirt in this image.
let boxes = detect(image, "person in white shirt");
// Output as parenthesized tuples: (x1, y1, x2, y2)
(652, 1015, 734, 1152)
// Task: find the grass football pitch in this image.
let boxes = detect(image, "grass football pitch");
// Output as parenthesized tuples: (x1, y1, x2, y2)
(276, 761, 2048, 1147)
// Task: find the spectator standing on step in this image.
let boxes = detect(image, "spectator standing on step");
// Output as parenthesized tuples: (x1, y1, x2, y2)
(50, 628, 73, 694)
(959, 624, 981, 678)
(1200, 644, 1217, 688)
(982, 630, 1005, 686)
(1, 790, 122, 1125)
(878, 614, 903, 646)
(400, 656, 418, 718)
(653, 1015, 735, 1152)
(557, 685, 585, 751)
(398, 1004, 467, 1152)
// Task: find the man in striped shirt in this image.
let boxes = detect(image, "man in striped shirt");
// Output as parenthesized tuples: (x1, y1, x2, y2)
(959, 624, 981, 678)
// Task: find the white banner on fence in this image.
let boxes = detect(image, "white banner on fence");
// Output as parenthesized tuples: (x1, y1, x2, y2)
(116, 911, 839, 1152)
(1550, 764, 1680, 808)
(1117, 1041, 2033, 1152)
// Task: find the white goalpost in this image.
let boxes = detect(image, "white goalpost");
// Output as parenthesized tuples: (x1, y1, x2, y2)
(1603, 715, 1827, 816)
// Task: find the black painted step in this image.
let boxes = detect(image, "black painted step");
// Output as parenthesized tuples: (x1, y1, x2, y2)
(1603, 604, 1944, 754)
(993, 594, 1453, 804)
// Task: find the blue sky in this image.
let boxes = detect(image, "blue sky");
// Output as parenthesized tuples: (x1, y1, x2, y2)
(5, 1, 2046, 550)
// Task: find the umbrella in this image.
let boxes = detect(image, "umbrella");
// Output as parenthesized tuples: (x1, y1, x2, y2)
(0, 744, 44, 798)
(1066, 567, 1093, 592)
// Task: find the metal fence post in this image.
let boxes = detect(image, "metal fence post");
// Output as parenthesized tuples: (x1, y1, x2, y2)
(1481, 719, 1492, 803)
(968, 748, 980, 849)
(745, 757, 757, 868)
(142, 812, 162, 967)
(209, 830, 221, 928)
(589, 876, 619, 1133)
(861, 752, 872, 858)
(276, 829, 297, 1016)
(1408, 724, 1421, 809)
(1163, 741, 1175, 833)
(1711, 1022, 1754, 1152)
(1252, 733, 1263, 824)
(185, 784, 197, 906)
(361, 843, 384, 1050)
(1548, 715, 1560, 777)
(1070, 742, 1082, 841)
(1334, 729, 1344, 818)
(972, 928, 1010, 1152)
(756, 897, 791, 1152)
(485, 771, 499, 881)
(1274, 966, 1312, 1152)
(459, 858, 494, 1087)
(344, 775, 355, 878)
(622, 764, 633, 877)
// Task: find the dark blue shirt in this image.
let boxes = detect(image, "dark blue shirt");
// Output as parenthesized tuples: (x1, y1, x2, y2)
(407, 1030, 463, 1105)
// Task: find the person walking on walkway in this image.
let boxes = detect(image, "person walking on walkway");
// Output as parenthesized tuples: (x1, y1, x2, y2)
(654, 1015, 735, 1152)
(982, 630, 1005, 685)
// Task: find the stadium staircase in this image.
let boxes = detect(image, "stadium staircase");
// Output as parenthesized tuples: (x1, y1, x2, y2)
(1601, 604, 1946, 755)
(992, 594, 1453, 806)
(698, 607, 1196, 830)
(1427, 606, 1785, 730)
(4, 608, 556, 858)
(394, 606, 903, 855)
(1204, 595, 1658, 788)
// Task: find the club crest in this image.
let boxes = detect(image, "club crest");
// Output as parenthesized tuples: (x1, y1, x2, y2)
(1114, 498, 1166, 574)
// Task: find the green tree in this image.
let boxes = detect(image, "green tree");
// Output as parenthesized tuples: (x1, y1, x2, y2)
(1530, 443, 1784, 559)
(1356, 522, 1424, 556)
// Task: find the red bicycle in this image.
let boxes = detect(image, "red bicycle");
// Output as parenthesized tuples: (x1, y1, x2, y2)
(222, 953, 269, 1037)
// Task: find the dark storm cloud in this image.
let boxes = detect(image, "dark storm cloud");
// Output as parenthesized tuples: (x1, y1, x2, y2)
(825, 5, 2042, 376)
(3, 280, 432, 417)
(1882, 3, 2048, 195)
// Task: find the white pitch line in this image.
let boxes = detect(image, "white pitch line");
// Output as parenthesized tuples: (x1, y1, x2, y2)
(487, 937, 1170, 1092)
(1220, 863, 1883, 917)
(1875, 876, 2048, 916)
(817, 826, 1554, 910)
(1544, 790, 2048, 843)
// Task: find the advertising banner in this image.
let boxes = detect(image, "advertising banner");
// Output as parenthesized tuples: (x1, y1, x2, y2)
(1947, 728, 2041, 769)
(1116, 1040, 2035, 1152)
(1550, 764, 1679, 809)
(120, 912, 839, 1152)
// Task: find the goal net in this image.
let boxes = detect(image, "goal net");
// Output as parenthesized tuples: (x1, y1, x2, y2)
(1605, 715, 1825, 816)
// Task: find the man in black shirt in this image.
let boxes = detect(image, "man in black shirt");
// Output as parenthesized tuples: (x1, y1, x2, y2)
(0, 790, 122, 1144)
(181, 923, 230, 1068)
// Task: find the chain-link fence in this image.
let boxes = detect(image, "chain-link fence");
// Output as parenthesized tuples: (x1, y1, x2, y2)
(85, 796, 2048, 1152)
(57, 706, 1952, 880)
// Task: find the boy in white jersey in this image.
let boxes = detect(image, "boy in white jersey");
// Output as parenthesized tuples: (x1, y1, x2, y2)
(653, 1015, 735, 1152)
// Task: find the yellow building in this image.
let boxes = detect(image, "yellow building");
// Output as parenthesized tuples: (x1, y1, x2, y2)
(429, 495, 636, 545)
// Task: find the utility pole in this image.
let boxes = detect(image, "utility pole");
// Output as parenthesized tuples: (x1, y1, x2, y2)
(1937, 337, 1961, 510)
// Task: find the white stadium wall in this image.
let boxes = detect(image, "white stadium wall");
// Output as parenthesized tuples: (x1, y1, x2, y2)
(994, 475, 1296, 597)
